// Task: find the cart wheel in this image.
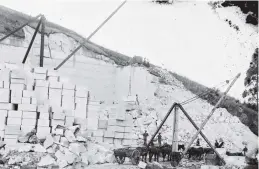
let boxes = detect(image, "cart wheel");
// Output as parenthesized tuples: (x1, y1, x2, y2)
(131, 149, 141, 165)
(115, 156, 125, 164)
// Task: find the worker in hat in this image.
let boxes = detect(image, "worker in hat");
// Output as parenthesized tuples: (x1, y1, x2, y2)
(143, 130, 149, 146)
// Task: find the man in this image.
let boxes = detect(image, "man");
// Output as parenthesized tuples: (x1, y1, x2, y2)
(243, 146, 248, 156)
(136, 94, 139, 105)
(158, 133, 162, 147)
(215, 139, 219, 148)
(218, 138, 224, 148)
(196, 138, 200, 146)
(143, 130, 149, 146)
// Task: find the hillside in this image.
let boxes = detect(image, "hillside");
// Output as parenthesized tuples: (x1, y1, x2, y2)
(0, 3, 258, 168)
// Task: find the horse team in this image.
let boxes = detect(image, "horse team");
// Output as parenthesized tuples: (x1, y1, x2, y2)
(136, 143, 214, 162)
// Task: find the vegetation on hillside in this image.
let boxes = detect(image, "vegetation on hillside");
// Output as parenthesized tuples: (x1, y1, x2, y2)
(169, 72, 258, 136)
(242, 48, 258, 111)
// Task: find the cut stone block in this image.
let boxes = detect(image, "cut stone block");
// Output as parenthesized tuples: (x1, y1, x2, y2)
(124, 127, 132, 133)
(38, 119, 50, 127)
(107, 126, 124, 132)
(115, 132, 124, 139)
(0, 115, 6, 130)
(33, 73, 46, 80)
(75, 89, 88, 98)
(35, 87, 48, 104)
(0, 110, 7, 117)
(11, 78, 25, 84)
(11, 96, 21, 104)
(93, 130, 104, 137)
(10, 83, 26, 91)
(22, 118, 36, 126)
(64, 109, 75, 117)
(38, 105, 50, 113)
(7, 117, 21, 125)
(11, 70, 24, 79)
(22, 97, 31, 104)
(4, 138, 17, 145)
(0, 130, 4, 139)
(8, 110, 22, 118)
(37, 127, 51, 139)
(11, 89, 22, 98)
(124, 133, 133, 139)
(49, 81, 62, 89)
(0, 69, 10, 81)
(63, 83, 75, 90)
(22, 111, 37, 119)
(103, 138, 114, 144)
(51, 105, 63, 114)
(35, 80, 49, 87)
(18, 104, 37, 112)
(0, 88, 10, 103)
(39, 113, 50, 120)
(74, 109, 86, 118)
(49, 96, 62, 107)
(53, 113, 65, 120)
(31, 98, 37, 105)
(48, 76, 59, 82)
(65, 117, 74, 127)
(104, 131, 115, 138)
(0, 81, 3, 88)
(74, 118, 87, 130)
(5, 125, 21, 135)
(49, 88, 62, 97)
(87, 117, 98, 130)
(51, 119, 65, 127)
(53, 135, 61, 143)
(4, 81, 10, 89)
(98, 120, 108, 129)
(93, 137, 103, 143)
(122, 139, 133, 146)
(47, 70, 59, 77)
(34, 67, 47, 74)
(23, 90, 35, 98)
(108, 119, 117, 126)
(75, 97, 88, 104)
(53, 128, 64, 135)
(0, 103, 15, 110)
(114, 138, 123, 146)
(21, 125, 35, 134)
(62, 90, 75, 96)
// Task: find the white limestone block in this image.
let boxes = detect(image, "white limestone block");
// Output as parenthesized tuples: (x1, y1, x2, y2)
(0, 88, 10, 103)
(75, 97, 87, 104)
(8, 110, 22, 118)
(104, 131, 115, 138)
(22, 111, 37, 119)
(63, 83, 75, 90)
(49, 81, 62, 89)
(48, 76, 59, 82)
(93, 130, 104, 137)
(0, 103, 15, 110)
(103, 138, 114, 144)
(22, 90, 35, 98)
(4, 125, 21, 135)
(98, 120, 108, 129)
(22, 97, 31, 104)
(87, 117, 98, 130)
(115, 132, 124, 139)
(21, 125, 35, 133)
(93, 137, 103, 143)
(11, 78, 25, 84)
(39, 113, 50, 120)
(7, 117, 21, 125)
(65, 117, 74, 127)
(38, 119, 50, 127)
(31, 98, 37, 105)
(38, 105, 50, 113)
(34, 67, 47, 74)
(22, 118, 36, 126)
(53, 113, 65, 120)
(37, 126, 51, 139)
(51, 119, 65, 127)
(18, 104, 37, 112)
(33, 73, 46, 80)
(4, 81, 10, 88)
(62, 89, 74, 96)
(0, 110, 7, 117)
(35, 80, 49, 87)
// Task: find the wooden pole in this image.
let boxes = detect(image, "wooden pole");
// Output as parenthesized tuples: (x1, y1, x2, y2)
(22, 19, 42, 64)
(172, 106, 179, 152)
(40, 16, 45, 67)
(0, 14, 42, 42)
(182, 73, 241, 156)
(177, 104, 225, 165)
(54, 1, 127, 70)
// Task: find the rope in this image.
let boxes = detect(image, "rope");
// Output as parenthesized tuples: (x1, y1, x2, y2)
(180, 75, 237, 105)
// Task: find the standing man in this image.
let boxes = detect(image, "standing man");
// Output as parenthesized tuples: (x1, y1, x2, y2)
(136, 94, 139, 105)
(143, 130, 149, 146)
(196, 138, 200, 146)
(158, 133, 162, 147)
(215, 139, 219, 148)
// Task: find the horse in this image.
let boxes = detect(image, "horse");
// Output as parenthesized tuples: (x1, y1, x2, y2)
(148, 142, 160, 162)
(136, 146, 148, 162)
(187, 147, 204, 160)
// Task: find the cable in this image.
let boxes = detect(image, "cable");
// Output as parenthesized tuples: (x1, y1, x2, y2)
(180, 75, 237, 105)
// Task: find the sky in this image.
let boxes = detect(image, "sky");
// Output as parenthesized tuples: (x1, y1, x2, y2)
(0, 0, 258, 100)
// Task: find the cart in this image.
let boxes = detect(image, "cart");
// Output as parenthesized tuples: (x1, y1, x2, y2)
(113, 147, 141, 165)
